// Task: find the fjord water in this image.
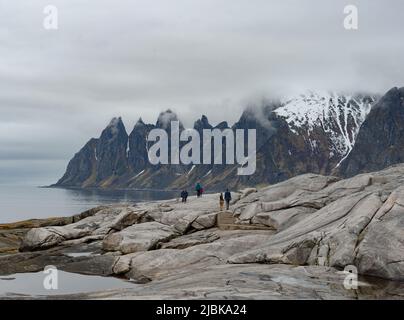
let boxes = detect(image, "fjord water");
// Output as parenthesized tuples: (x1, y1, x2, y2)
(0, 185, 178, 224)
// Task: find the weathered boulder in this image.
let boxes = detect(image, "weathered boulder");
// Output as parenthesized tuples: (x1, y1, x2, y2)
(173, 212, 203, 234)
(20, 206, 138, 251)
(191, 212, 218, 230)
(161, 230, 220, 249)
(20, 228, 67, 251)
(103, 222, 179, 254)
(259, 173, 339, 203)
(251, 206, 316, 230)
(109, 208, 149, 231)
(239, 188, 257, 199)
(355, 187, 404, 280)
(236, 202, 262, 222)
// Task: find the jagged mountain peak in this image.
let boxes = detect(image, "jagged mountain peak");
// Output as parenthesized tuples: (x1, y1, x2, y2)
(199, 114, 210, 125)
(107, 116, 123, 127)
(156, 109, 181, 129)
(215, 121, 229, 129)
(101, 117, 127, 140)
(194, 115, 212, 131)
(373, 86, 404, 111)
(133, 117, 147, 129)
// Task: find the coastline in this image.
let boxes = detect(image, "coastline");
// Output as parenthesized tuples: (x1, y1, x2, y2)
(2, 167, 404, 299)
(42, 184, 183, 193)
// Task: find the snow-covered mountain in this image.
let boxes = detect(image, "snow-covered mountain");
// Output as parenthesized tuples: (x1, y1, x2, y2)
(274, 92, 377, 167)
(55, 90, 384, 191)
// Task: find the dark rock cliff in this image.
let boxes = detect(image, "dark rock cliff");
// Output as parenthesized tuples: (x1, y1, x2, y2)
(338, 87, 404, 177)
(55, 88, 404, 191)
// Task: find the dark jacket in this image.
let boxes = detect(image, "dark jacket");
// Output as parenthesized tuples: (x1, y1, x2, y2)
(224, 191, 231, 201)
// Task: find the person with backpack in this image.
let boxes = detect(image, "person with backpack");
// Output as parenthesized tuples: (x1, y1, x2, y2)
(224, 189, 231, 210)
(195, 182, 202, 198)
(180, 190, 189, 203)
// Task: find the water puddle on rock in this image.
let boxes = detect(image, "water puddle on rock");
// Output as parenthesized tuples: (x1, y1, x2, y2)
(65, 252, 98, 258)
(0, 270, 136, 297)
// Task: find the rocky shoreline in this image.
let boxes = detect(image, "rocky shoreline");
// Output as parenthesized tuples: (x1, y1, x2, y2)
(2, 165, 404, 299)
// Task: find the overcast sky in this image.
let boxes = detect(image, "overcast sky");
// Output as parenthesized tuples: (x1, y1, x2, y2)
(1, 0, 404, 185)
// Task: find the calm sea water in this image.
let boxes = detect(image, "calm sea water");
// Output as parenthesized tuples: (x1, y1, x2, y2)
(0, 186, 178, 224)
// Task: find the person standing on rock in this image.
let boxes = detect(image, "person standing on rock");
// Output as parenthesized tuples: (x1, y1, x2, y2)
(195, 182, 202, 198)
(224, 189, 231, 210)
(219, 193, 225, 211)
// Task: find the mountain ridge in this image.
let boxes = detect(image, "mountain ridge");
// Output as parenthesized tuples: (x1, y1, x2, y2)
(54, 89, 397, 191)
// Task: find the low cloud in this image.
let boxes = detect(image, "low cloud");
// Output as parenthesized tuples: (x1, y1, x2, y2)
(1, 0, 404, 184)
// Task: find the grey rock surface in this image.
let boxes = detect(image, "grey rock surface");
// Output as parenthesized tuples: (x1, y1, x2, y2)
(8, 165, 404, 299)
(102, 222, 178, 254)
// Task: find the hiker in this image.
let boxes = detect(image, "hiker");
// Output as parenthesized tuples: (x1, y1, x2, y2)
(219, 193, 224, 211)
(195, 182, 202, 198)
(224, 189, 231, 210)
(180, 190, 188, 203)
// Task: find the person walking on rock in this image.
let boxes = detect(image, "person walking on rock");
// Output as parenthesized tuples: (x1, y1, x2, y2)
(224, 189, 231, 210)
(180, 190, 188, 203)
(195, 182, 202, 198)
(219, 193, 224, 211)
